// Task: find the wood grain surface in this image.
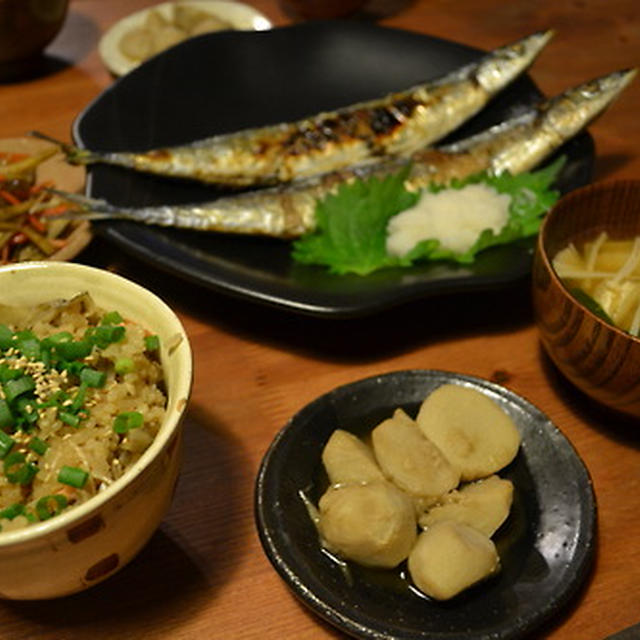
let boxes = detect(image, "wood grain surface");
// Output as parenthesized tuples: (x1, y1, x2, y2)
(1, 1, 639, 639)
(533, 180, 640, 419)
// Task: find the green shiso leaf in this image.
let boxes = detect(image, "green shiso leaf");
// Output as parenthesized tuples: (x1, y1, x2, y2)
(291, 166, 419, 275)
(291, 156, 566, 276)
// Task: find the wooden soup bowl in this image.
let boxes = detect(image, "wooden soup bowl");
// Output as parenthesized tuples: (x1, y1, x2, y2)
(532, 180, 640, 418)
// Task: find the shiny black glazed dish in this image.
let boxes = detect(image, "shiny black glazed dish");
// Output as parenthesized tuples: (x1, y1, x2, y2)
(74, 22, 594, 317)
(254, 370, 596, 639)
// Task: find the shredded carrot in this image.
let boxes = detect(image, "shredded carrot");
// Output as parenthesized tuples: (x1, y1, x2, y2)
(40, 203, 70, 216)
(0, 189, 21, 206)
(30, 179, 55, 194)
(54, 485, 78, 502)
(0, 147, 82, 262)
(0, 152, 28, 163)
(27, 214, 46, 233)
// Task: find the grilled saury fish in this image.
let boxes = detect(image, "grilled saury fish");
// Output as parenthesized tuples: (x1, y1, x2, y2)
(35, 31, 553, 187)
(56, 68, 636, 238)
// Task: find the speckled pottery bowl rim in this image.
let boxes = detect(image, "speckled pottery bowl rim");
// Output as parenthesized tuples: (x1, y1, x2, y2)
(537, 179, 640, 345)
(0, 261, 193, 547)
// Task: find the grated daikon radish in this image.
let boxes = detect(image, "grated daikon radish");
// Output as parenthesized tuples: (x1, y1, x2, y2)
(385, 183, 511, 257)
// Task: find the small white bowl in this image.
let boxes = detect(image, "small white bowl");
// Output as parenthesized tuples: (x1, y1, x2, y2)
(0, 262, 193, 599)
(99, 0, 272, 76)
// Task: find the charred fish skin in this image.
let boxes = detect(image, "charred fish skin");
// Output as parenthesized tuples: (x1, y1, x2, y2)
(37, 30, 552, 188)
(60, 69, 636, 239)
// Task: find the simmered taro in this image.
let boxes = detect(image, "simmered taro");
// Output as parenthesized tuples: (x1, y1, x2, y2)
(308, 383, 521, 600)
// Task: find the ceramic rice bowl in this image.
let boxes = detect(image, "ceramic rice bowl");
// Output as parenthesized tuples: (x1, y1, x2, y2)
(0, 262, 192, 599)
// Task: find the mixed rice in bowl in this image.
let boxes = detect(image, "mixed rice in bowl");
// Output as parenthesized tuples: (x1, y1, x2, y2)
(0, 262, 192, 599)
(0, 292, 167, 531)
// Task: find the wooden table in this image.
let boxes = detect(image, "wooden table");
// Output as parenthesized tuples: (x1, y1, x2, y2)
(1, 1, 639, 638)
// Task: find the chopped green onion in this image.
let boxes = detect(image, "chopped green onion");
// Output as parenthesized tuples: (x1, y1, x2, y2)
(15, 397, 39, 427)
(57, 465, 88, 489)
(0, 398, 14, 429)
(37, 389, 69, 410)
(39, 347, 51, 368)
(59, 360, 85, 377)
(0, 431, 14, 458)
(15, 333, 41, 360)
(4, 452, 38, 484)
(0, 324, 13, 350)
(36, 495, 68, 521)
(86, 324, 125, 348)
(103, 325, 125, 344)
(41, 331, 73, 347)
(102, 311, 123, 325)
(28, 437, 48, 455)
(80, 367, 106, 388)
(54, 339, 92, 361)
(70, 380, 88, 413)
(115, 357, 134, 375)
(113, 411, 144, 434)
(14, 330, 36, 342)
(58, 411, 81, 428)
(144, 335, 160, 351)
(3, 451, 23, 473)
(0, 503, 25, 520)
(17, 463, 38, 484)
(0, 364, 22, 383)
(3, 375, 35, 403)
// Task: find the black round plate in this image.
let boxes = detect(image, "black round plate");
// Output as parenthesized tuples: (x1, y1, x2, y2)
(254, 370, 596, 639)
(73, 22, 594, 317)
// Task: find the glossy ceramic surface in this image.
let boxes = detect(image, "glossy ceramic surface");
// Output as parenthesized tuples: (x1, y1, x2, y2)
(255, 370, 596, 640)
(73, 22, 594, 318)
(0, 262, 193, 599)
(98, 0, 272, 76)
(533, 180, 640, 418)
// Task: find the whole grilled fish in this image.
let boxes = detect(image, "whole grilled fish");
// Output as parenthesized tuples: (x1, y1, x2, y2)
(35, 31, 552, 187)
(56, 68, 636, 238)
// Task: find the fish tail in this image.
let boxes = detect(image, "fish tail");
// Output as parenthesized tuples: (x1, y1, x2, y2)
(28, 131, 99, 166)
(47, 188, 183, 227)
(44, 188, 123, 220)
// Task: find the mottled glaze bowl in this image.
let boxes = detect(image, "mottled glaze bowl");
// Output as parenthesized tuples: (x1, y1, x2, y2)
(255, 370, 595, 639)
(532, 180, 640, 418)
(0, 262, 193, 599)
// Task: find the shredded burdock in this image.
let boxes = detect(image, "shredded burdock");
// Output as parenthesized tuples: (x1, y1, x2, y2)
(0, 148, 78, 264)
